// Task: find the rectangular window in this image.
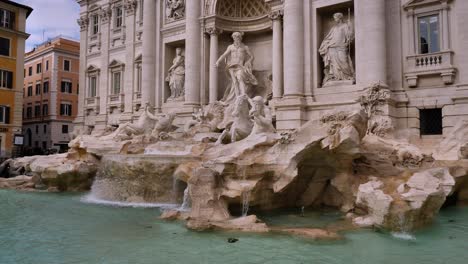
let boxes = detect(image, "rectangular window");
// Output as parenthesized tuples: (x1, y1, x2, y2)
(42, 141, 47, 150)
(34, 105, 41, 117)
(137, 65, 142, 92)
(26, 107, 32, 118)
(419, 15, 440, 54)
(35, 125, 38, 134)
(62, 125, 69, 134)
(35, 83, 41, 95)
(64, 60, 71, 72)
(0, 8, 15, 29)
(89, 76, 97, 97)
(61, 80, 72, 93)
(92, 14, 99, 35)
(27, 86, 33, 96)
(42, 104, 48, 116)
(43, 81, 49, 93)
(420, 109, 443, 135)
(36, 63, 42, 74)
(60, 103, 72, 116)
(46, 60, 49, 71)
(115, 7, 123, 28)
(0, 70, 13, 89)
(0, 105, 10, 124)
(0, 37, 10, 56)
(112, 72, 121, 94)
(43, 125, 47, 133)
(28, 67, 32, 76)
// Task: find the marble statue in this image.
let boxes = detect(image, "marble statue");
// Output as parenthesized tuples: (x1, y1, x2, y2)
(165, 0, 185, 21)
(319, 12, 355, 85)
(216, 95, 253, 145)
(216, 32, 258, 105)
(248, 96, 275, 136)
(109, 103, 156, 141)
(166, 48, 185, 101)
(149, 112, 177, 141)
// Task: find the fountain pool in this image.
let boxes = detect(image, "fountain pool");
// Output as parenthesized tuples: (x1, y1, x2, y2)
(1, 189, 467, 264)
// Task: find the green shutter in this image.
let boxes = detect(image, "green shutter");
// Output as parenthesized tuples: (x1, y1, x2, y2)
(7, 71, 13, 88)
(5, 106, 10, 124)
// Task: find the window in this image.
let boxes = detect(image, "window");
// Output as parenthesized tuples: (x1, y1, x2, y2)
(64, 60, 71, 72)
(34, 105, 41, 117)
(136, 64, 142, 92)
(92, 14, 99, 35)
(62, 125, 69, 134)
(26, 107, 32, 118)
(0, 70, 13, 89)
(43, 124, 47, 134)
(61, 80, 72, 93)
(35, 83, 41, 95)
(28, 66, 32, 76)
(0, 37, 10, 56)
(0, 8, 15, 29)
(112, 72, 121, 94)
(42, 141, 47, 150)
(37, 63, 42, 74)
(60, 103, 72, 116)
(89, 76, 97, 97)
(420, 109, 443, 135)
(0, 105, 10, 124)
(115, 6, 123, 28)
(35, 125, 38, 134)
(42, 104, 48, 116)
(77, 84, 79, 94)
(418, 15, 440, 54)
(43, 81, 49, 93)
(27, 86, 33, 96)
(46, 60, 49, 71)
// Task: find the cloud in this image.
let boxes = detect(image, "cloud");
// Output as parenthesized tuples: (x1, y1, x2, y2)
(16, 0, 80, 51)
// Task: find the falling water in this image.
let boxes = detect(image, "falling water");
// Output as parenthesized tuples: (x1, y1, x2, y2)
(391, 213, 416, 240)
(179, 187, 191, 211)
(242, 190, 251, 217)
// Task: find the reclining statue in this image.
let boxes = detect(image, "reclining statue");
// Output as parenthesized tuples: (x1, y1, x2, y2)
(106, 103, 157, 141)
(149, 112, 177, 141)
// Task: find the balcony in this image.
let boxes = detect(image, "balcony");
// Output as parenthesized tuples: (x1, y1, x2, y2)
(85, 96, 100, 112)
(108, 93, 125, 112)
(405, 50, 456, 88)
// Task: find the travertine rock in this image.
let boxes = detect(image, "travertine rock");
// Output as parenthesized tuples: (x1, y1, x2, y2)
(434, 120, 468, 160)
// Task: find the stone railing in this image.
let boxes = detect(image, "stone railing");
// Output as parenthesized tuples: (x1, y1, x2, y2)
(405, 50, 456, 87)
(85, 96, 100, 112)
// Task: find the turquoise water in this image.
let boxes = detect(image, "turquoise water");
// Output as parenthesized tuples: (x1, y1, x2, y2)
(1, 190, 468, 264)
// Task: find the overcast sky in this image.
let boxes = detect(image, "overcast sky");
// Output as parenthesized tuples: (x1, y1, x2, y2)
(16, 0, 80, 52)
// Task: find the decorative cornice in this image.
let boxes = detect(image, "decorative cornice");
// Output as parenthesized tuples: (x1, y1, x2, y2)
(100, 6, 112, 24)
(124, 0, 138, 15)
(77, 16, 89, 31)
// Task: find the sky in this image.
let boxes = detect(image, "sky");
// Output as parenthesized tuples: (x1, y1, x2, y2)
(16, 0, 80, 52)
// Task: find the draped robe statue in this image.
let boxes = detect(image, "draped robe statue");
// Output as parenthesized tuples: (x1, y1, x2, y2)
(166, 47, 185, 101)
(319, 12, 355, 85)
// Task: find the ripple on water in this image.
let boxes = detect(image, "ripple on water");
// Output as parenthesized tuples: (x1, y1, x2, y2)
(80, 193, 178, 209)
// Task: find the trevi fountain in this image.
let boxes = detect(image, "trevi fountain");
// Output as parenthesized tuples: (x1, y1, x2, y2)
(2, 0, 468, 263)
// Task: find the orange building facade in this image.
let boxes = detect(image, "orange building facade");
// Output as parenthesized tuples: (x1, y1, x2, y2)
(0, 0, 32, 158)
(23, 37, 79, 153)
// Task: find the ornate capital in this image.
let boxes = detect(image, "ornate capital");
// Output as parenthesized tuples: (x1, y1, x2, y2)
(205, 26, 223, 36)
(124, 0, 138, 15)
(77, 16, 89, 31)
(100, 6, 112, 24)
(268, 10, 283, 21)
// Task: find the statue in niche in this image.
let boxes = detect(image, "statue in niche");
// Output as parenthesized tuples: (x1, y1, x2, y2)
(319, 12, 355, 86)
(166, 47, 185, 101)
(216, 32, 258, 106)
(248, 96, 275, 136)
(166, 0, 185, 21)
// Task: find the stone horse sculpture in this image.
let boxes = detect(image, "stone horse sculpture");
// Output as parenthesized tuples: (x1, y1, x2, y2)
(216, 95, 253, 145)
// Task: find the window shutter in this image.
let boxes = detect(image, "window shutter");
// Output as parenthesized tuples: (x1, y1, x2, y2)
(60, 104, 64, 115)
(70, 105, 73, 116)
(5, 106, 10, 124)
(6, 71, 13, 88)
(10, 12, 15, 30)
(61, 82, 65, 92)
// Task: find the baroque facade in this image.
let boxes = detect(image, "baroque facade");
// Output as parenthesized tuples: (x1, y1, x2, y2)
(23, 37, 80, 153)
(75, 0, 468, 149)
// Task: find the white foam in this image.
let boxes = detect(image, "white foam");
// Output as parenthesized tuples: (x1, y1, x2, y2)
(80, 194, 178, 209)
(391, 232, 416, 241)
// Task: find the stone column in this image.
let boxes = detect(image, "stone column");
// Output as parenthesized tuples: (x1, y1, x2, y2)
(76, 16, 89, 126)
(184, 0, 201, 106)
(141, 0, 156, 107)
(355, 0, 387, 86)
(99, 5, 111, 121)
(206, 27, 222, 103)
(123, 1, 137, 117)
(283, 0, 304, 97)
(269, 10, 283, 99)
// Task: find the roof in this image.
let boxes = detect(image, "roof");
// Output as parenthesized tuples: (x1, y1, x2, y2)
(0, 0, 33, 17)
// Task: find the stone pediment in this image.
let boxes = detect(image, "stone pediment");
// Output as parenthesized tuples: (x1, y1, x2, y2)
(86, 65, 100, 73)
(134, 54, 142, 63)
(403, 0, 451, 10)
(108, 59, 125, 68)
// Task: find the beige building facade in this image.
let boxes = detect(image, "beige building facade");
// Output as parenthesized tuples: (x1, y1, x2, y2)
(74, 0, 468, 150)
